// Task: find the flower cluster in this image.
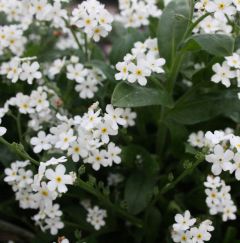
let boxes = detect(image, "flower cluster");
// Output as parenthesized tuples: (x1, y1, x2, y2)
(204, 175, 237, 221)
(194, 3, 231, 34)
(116, 0, 161, 28)
(70, 0, 113, 42)
(188, 128, 240, 179)
(0, 57, 42, 84)
(55, 30, 84, 51)
(115, 38, 166, 86)
(0, 86, 59, 131)
(171, 210, 214, 243)
(211, 52, 240, 89)
(29, 102, 136, 170)
(47, 55, 106, 99)
(4, 157, 76, 235)
(0, 0, 67, 29)
(65, 57, 105, 99)
(0, 25, 27, 56)
(193, 0, 240, 34)
(86, 205, 107, 230)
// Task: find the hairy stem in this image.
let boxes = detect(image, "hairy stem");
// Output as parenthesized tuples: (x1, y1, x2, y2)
(75, 178, 143, 228)
(161, 152, 204, 195)
(0, 137, 39, 166)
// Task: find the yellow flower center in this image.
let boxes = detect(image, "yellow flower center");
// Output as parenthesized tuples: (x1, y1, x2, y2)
(56, 176, 62, 183)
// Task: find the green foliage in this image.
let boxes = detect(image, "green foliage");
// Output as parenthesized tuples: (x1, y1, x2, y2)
(183, 34, 235, 56)
(157, 0, 191, 65)
(124, 171, 156, 215)
(112, 81, 173, 108)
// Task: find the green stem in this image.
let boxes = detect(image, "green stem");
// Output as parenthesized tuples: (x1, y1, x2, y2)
(182, 12, 211, 41)
(160, 152, 204, 195)
(84, 33, 89, 61)
(63, 19, 84, 54)
(0, 137, 39, 166)
(16, 113, 23, 145)
(75, 178, 143, 228)
(167, 51, 185, 95)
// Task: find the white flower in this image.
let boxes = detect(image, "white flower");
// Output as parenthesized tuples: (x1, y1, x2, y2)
(190, 226, 212, 242)
(85, 149, 108, 171)
(45, 164, 74, 193)
(211, 62, 236, 87)
(232, 153, 240, 180)
(30, 131, 52, 153)
(204, 176, 237, 221)
(31, 0, 53, 21)
(18, 169, 33, 188)
(15, 93, 34, 114)
(91, 26, 108, 42)
(34, 182, 57, 206)
(233, 0, 240, 10)
(105, 142, 121, 166)
(115, 62, 129, 81)
(188, 131, 206, 148)
(67, 141, 88, 162)
(229, 135, 240, 152)
(94, 121, 118, 144)
(0, 126, 6, 136)
(45, 217, 64, 235)
(146, 53, 165, 73)
(104, 104, 126, 130)
(19, 61, 42, 84)
(48, 58, 65, 78)
(86, 205, 107, 230)
(204, 175, 222, 188)
(4, 163, 19, 183)
(205, 130, 226, 145)
(81, 108, 101, 130)
(128, 60, 151, 86)
(225, 53, 240, 69)
(199, 16, 219, 33)
(206, 0, 236, 19)
(171, 230, 191, 243)
(44, 203, 62, 218)
(122, 108, 137, 128)
(1, 58, 22, 83)
(70, 0, 113, 42)
(205, 144, 234, 175)
(30, 89, 49, 112)
(173, 210, 196, 232)
(222, 203, 237, 221)
(66, 63, 88, 83)
(55, 129, 77, 150)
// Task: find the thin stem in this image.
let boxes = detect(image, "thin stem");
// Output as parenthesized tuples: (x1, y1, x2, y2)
(0, 219, 35, 240)
(182, 12, 211, 41)
(84, 33, 89, 61)
(0, 137, 39, 166)
(63, 18, 84, 53)
(160, 152, 204, 195)
(75, 178, 143, 228)
(16, 113, 23, 145)
(167, 51, 185, 95)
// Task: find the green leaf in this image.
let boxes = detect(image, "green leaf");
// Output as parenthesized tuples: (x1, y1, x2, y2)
(184, 34, 234, 56)
(144, 207, 161, 243)
(121, 145, 159, 174)
(223, 227, 237, 243)
(165, 120, 188, 157)
(157, 0, 191, 65)
(109, 27, 145, 65)
(168, 89, 240, 124)
(112, 81, 173, 108)
(124, 171, 156, 215)
(91, 60, 115, 82)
